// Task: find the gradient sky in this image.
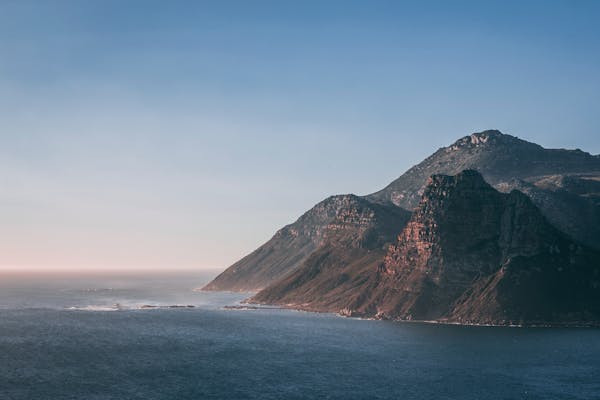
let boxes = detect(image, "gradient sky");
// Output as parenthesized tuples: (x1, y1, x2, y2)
(2, 0, 599, 270)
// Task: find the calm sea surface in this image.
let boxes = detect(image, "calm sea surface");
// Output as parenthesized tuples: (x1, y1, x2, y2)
(0, 270, 599, 400)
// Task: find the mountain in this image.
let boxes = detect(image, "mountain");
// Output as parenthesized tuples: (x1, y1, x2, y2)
(368, 129, 600, 209)
(203, 195, 410, 292)
(203, 129, 600, 295)
(251, 170, 600, 326)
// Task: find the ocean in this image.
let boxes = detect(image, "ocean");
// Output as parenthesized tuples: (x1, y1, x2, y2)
(0, 270, 598, 400)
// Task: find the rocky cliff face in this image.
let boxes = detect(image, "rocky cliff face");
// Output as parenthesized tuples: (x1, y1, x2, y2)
(252, 170, 600, 325)
(373, 170, 508, 320)
(203, 195, 409, 292)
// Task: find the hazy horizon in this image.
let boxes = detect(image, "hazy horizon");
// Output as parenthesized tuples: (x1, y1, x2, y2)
(3, 1, 600, 271)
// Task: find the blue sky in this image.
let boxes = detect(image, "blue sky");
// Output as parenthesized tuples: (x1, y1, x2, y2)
(1, 0, 599, 270)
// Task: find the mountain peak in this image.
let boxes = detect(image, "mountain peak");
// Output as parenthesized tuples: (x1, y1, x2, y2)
(470, 129, 504, 140)
(368, 130, 600, 210)
(449, 129, 535, 151)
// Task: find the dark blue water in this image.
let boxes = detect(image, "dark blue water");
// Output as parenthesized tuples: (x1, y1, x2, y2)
(0, 271, 599, 399)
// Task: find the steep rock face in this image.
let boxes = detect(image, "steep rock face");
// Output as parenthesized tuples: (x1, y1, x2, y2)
(374, 171, 507, 319)
(203, 195, 409, 292)
(253, 171, 600, 325)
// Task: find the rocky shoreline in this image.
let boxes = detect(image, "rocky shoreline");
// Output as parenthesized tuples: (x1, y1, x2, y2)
(250, 301, 600, 328)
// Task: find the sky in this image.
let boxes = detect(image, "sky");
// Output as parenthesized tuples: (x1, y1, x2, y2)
(1, 0, 599, 271)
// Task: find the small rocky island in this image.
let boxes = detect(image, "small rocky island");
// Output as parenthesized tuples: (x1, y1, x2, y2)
(204, 130, 600, 326)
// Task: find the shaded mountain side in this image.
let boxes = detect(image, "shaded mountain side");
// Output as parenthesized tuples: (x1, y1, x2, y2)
(367, 130, 600, 210)
(251, 171, 600, 326)
(448, 247, 600, 325)
(532, 174, 600, 201)
(203, 195, 410, 292)
(496, 175, 600, 250)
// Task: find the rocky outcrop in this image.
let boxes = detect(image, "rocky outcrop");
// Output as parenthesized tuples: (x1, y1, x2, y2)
(251, 170, 600, 325)
(203, 195, 410, 292)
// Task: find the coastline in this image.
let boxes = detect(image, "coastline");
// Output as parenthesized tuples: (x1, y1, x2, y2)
(239, 298, 600, 328)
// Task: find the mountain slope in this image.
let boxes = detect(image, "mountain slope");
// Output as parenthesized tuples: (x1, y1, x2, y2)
(203, 195, 410, 292)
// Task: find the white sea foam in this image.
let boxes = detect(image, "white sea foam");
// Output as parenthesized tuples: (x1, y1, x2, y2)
(65, 303, 198, 311)
(66, 304, 123, 311)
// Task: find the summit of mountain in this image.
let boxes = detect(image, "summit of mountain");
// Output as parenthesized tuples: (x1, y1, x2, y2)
(367, 130, 600, 210)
